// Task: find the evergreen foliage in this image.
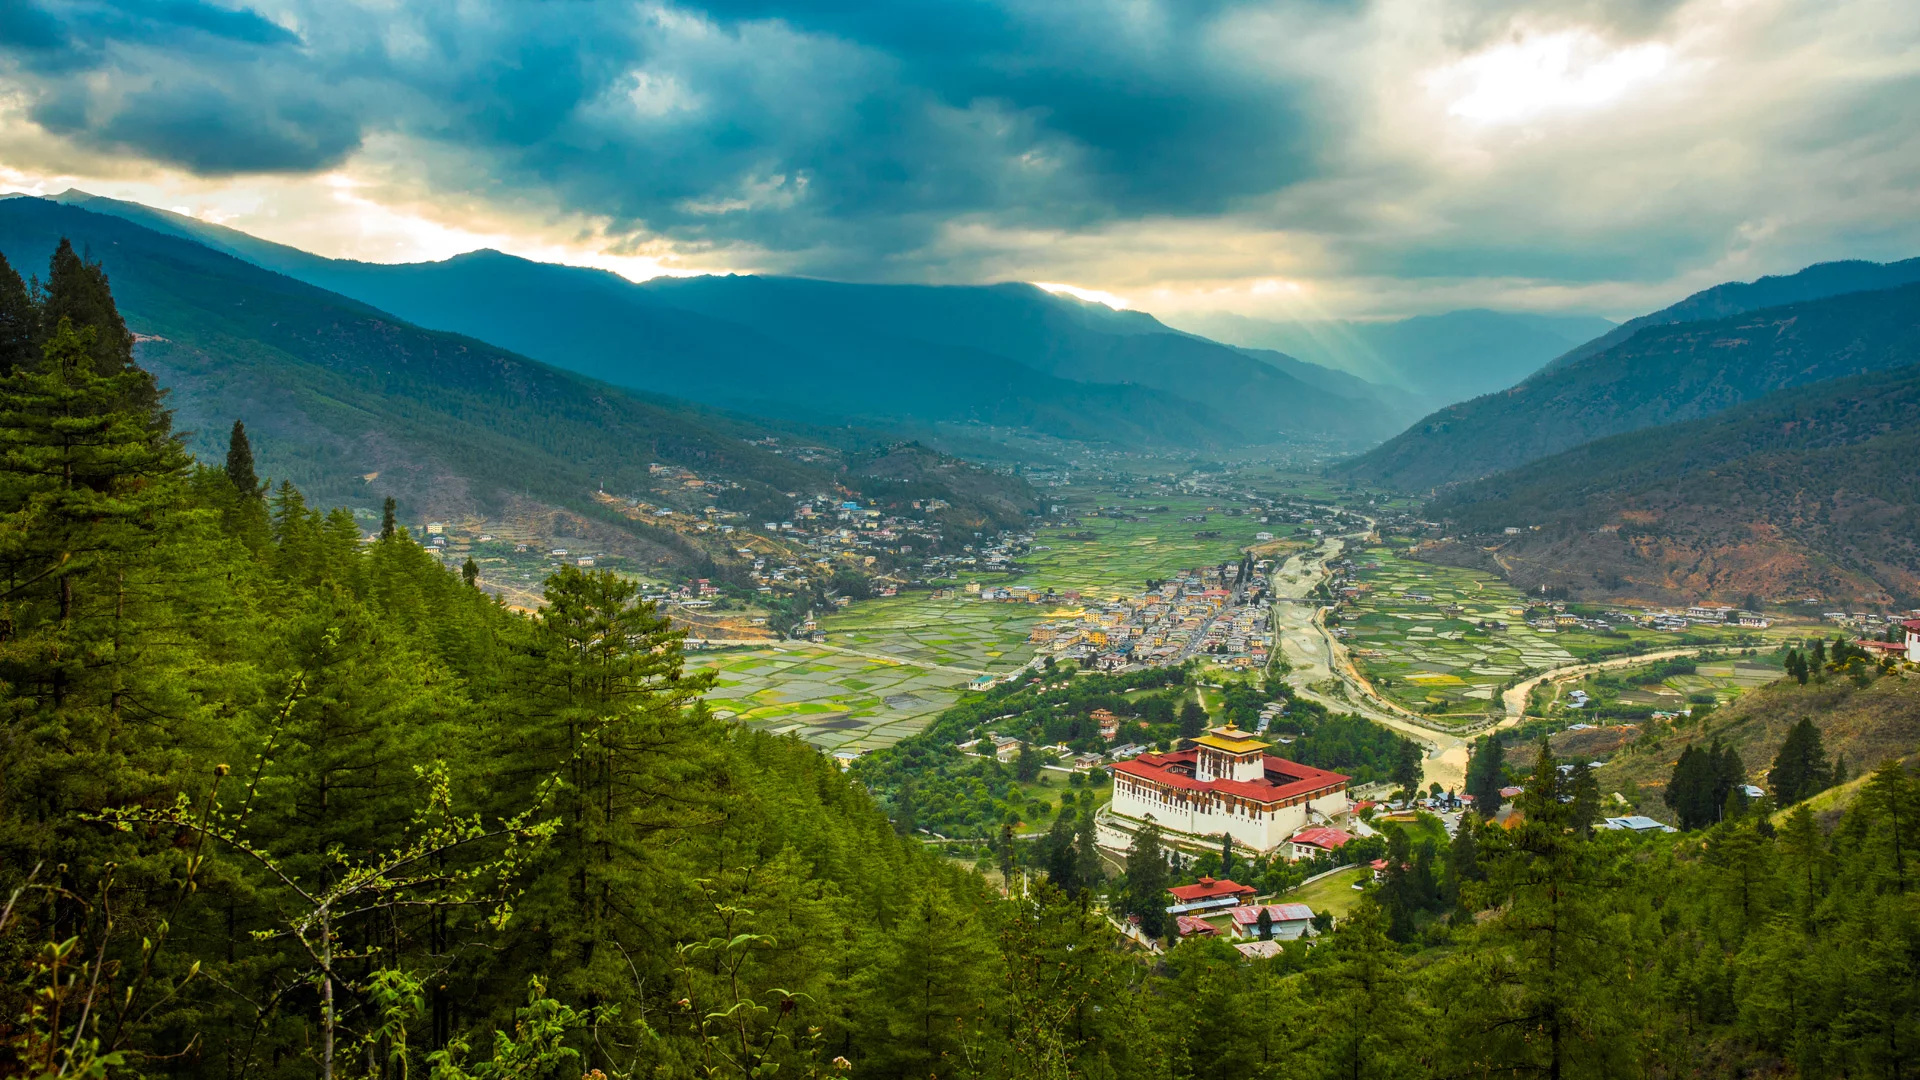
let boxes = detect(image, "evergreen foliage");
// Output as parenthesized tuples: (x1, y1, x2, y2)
(1770, 717, 1836, 806)
(8, 248, 1920, 1080)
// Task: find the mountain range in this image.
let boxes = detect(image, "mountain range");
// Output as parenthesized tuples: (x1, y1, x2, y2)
(0, 195, 1038, 568)
(43, 190, 1422, 448)
(1340, 277, 1920, 492)
(1421, 361, 1920, 605)
(1168, 308, 1617, 408)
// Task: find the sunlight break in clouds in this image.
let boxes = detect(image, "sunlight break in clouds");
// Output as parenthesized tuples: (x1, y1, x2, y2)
(1427, 29, 1676, 125)
(1032, 282, 1131, 310)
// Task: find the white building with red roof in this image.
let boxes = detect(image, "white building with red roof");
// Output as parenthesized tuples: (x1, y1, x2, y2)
(1102, 724, 1350, 856)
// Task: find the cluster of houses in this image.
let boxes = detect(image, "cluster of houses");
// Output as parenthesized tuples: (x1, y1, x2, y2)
(1023, 566, 1274, 672)
(1166, 875, 1320, 956)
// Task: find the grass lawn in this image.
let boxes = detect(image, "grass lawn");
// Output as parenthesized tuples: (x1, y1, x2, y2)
(1374, 811, 1448, 847)
(1281, 865, 1369, 921)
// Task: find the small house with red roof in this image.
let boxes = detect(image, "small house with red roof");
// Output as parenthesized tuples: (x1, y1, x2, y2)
(1227, 903, 1316, 941)
(1166, 876, 1257, 912)
(1174, 915, 1220, 938)
(1287, 826, 1353, 861)
(1105, 724, 1351, 855)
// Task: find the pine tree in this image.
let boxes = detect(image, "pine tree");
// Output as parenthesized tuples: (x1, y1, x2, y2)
(0, 318, 199, 910)
(1178, 699, 1207, 738)
(1219, 831, 1234, 877)
(1072, 804, 1102, 894)
(504, 566, 721, 1006)
(1439, 741, 1650, 1078)
(462, 556, 479, 588)
(1308, 899, 1429, 1080)
(1769, 718, 1832, 806)
(0, 251, 36, 374)
(1014, 739, 1040, 781)
(1123, 821, 1170, 938)
(38, 239, 158, 420)
(861, 884, 998, 1077)
(224, 419, 262, 497)
(1466, 735, 1506, 815)
(1043, 813, 1078, 893)
(381, 495, 397, 540)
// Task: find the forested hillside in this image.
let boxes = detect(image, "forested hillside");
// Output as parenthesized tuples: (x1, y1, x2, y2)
(1540, 256, 1920, 374)
(39, 190, 1412, 447)
(1422, 363, 1920, 604)
(1342, 280, 1920, 491)
(0, 198, 1036, 572)
(6, 231, 1920, 1080)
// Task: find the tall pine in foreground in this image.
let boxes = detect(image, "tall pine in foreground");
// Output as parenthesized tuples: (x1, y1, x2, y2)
(0, 318, 199, 890)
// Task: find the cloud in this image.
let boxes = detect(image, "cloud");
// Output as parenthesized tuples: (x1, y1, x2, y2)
(0, 0, 1915, 318)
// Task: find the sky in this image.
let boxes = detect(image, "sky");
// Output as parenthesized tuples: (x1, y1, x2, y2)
(1, 0, 1916, 323)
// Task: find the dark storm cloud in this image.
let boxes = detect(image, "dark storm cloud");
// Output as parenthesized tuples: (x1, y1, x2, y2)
(0, 1, 1326, 270)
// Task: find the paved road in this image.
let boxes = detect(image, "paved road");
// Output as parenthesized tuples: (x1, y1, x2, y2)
(1500, 646, 1712, 719)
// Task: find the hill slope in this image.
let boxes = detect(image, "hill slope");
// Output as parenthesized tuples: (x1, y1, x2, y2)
(45, 190, 1410, 447)
(1590, 674, 1920, 812)
(1421, 362, 1920, 604)
(1340, 281, 1920, 492)
(1541, 256, 1920, 375)
(0, 197, 1036, 565)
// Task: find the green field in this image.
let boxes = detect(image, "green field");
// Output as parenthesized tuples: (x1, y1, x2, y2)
(1340, 549, 1579, 719)
(819, 593, 1039, 670)
(1341, 548, 1759, 723)
(686, 645, 967, 752)
(1015, 495, 1286, 598)
(1282, 865, 1369, 921)
(710, 487, 1317, 753)
(1543, 655, 1784, 716)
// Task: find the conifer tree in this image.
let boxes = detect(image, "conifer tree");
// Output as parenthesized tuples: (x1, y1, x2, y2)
(1073, 803, 1102, 892)
(0, 320, 194, 869)
(462, 556, 479, 588)
(1309, 899, 1429, 1080)
(504, 566, 720, 1006)
(1042, 812, 1079, 893)
(381, 495, 397, 540)
(225, 419, 262, 497)
(1769, 718, 1832, 806)
(1440, 741, 1650, 1078)
(1123, 821, 1170, 938)
(39, 239, 158, 418)
(0, 251, 35, 374)
(861, 884, 998, 1076)
(1466, 734, 1506, 815)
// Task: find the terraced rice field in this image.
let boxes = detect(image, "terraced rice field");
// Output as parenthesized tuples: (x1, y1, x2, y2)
(1342, 549, 1578, 718)
(1553, 658, 1782, 712)
(700, 492, 1295, 752)
(1018, 498, 1284, 597)
(820, 594, 1039, 670)
(687, 646, 966, 752)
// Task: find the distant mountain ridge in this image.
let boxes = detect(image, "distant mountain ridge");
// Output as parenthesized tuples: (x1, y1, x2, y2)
(1339, 280, 1920, 491)
(1539, 256, 1920, 374)
(1167, 308, 1616, 408)
(0, 196, 1038, 568)
(1420, 362, 1920, 605)
(41, 190, 1419, 448)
